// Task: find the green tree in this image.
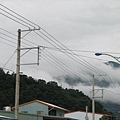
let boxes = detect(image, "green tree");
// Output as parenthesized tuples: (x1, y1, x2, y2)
(0, 68, 112, 116)
(100, 116, 109, 120)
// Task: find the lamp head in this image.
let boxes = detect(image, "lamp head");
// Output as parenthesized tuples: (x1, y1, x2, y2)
(95, 52, 102, 56)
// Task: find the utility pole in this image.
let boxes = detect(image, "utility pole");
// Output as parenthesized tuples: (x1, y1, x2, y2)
(91, 74, 105, 120)
(15, 29, 21, 119)
(85, 106, 89, 120)
(14, 28, 40, 119)
(92, 74, 95, 120)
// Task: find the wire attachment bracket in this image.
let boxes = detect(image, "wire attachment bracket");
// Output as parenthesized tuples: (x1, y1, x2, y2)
(20, 46, 40, 66)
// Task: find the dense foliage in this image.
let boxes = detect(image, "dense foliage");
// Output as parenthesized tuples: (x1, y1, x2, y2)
(0, 68, 111, 115)
(101, 102, 120, 118)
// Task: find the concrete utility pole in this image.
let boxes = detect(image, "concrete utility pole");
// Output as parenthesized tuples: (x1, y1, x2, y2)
(91, 74, 104, 120)
(14, 28, 40, 119)
(85, 106, 89, 120)
(15, 29, 21, 119)
(92, 74, 95, 120)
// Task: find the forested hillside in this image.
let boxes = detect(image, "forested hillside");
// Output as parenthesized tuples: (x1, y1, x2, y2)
(0, 68, 111, 115)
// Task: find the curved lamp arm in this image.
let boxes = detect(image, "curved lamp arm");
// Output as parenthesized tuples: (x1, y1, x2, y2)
(95, 52, 120, 63)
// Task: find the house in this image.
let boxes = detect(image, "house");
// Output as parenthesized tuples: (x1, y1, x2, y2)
(65, 111, 116, 120)
(0, 100, 75, 120)
(0, 115, 16, 120)
(12, 99, 70, 117)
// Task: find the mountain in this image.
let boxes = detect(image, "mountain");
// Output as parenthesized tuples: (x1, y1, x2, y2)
(104, 61, 120, 69)
(56, 75, 110, 88)
(100, 101, 120, 118)
(0, 68, 112, 115)
(55, 61, 120, 88)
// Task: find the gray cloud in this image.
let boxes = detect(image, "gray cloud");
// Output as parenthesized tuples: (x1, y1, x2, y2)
(1, 0, 120, 104)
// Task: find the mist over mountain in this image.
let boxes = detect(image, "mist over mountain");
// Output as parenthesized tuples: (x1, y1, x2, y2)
(55, 61, 120, 88)
(0, 66, 120, 118)
(104, 61, 120, 69)
(0, 68, 112, 115)
(56, 75, 110, 88)
(100, 101, 120, 118)
(56, 75, 87, 86)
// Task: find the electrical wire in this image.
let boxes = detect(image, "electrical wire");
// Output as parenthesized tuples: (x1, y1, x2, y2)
(0, 4, 40, 28)
(0, 29, 36, 48)
(0, 27, 107, 62)
(104, 89, 120, 96)
(0, 67, 15, 72)
(3, 50, 16, 68)
(1, 4, 120, 96)
(42, 53, 72, 76)
(0, 29, 114, 91)
(67, 49, 120, 55)
(34, 31, 105, 75)
(1, 27, 119, 57)
(0, 39, 15, 48)
(37, 30, 106, 74)
(104, 75, 120, 93)
(102, 89, 120, 103)
(0, 3, 105, 75)
(1, 29, 118, 95)
(1, 29, 120, 94)
(0, 27, 113, 63)
(45, 47, 109, 62)
(0, 12, 30, 28)
(43, 49, 88, 81)
(0, 36, 16, 45)
(0, 7, 34, 28)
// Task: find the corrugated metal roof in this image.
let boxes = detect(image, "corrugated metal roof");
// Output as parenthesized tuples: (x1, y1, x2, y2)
(65, 111, 103, 120)
(12, 100, 70, 112)
(65, 111, 116, 120)
(66, 110, 114, 116)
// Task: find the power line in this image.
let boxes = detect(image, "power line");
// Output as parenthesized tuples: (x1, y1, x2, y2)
(1, 31, 120, 93)
(0, 39, 15, 48)
(104, 89, 120, 96)
(102, 89, 120, 103)
(104, 75, 120, 93)
(1, 27, 120, 56)
(0, 32, 118, 96)
(34, 31, 103, 75)
(3, 50, 16, 68)
(0, 31, 17, 41)
(43, 49, 88, 81)
(0, 29, 111, 85)
(0, 4, 40, 28)
(0, 7, 35, 28)
(0, 4, 105, 75)
(0, 28, 111, 62)
(45, 47, 109, 62)
(1, 4, 120, 95)
(0, 67, 15, 72)
(0, 12, 30, 28)
(0, 29, 36, 48)
(42, 53, 73, 76)
(0, 31, 116, 81)
(0, 36, 17, 45)
(37, 30, 106, 74)
(67, 49, 120, 55)
(0, 27, 38, 46)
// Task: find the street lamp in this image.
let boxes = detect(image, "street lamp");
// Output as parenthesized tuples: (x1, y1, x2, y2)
(95, 52, 120, 63)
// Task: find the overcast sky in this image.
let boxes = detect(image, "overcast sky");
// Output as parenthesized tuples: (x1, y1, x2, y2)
(1, 0, 120, 104)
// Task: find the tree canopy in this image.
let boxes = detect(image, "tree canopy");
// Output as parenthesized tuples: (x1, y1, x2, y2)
(0, 68, 112, 115)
